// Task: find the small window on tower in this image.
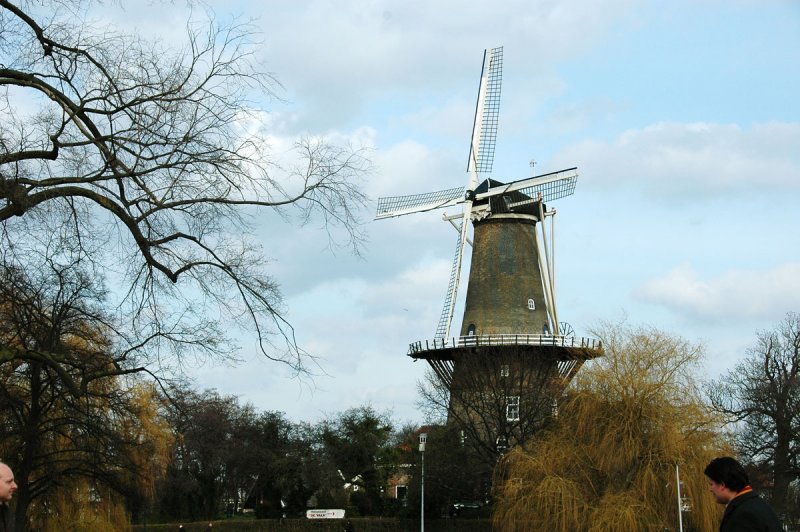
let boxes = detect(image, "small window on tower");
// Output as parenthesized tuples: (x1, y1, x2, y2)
(500, 364, 510, 377)
(496, 435, 508, 452)
(506, 396, 520, 422)
(527, 298, 535, 310)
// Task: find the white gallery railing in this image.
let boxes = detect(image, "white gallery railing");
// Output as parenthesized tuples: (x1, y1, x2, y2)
(408, 334, 602, 355)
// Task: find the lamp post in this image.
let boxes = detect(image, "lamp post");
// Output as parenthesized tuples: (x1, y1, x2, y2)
(676, 463, 684, 532)
(419, 432, 427, 532)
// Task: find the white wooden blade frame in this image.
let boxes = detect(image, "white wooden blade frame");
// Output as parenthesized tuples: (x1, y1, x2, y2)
(375, 186, 465, 220)
(467, 46, 503, 177)
(478, 168, 578, 204)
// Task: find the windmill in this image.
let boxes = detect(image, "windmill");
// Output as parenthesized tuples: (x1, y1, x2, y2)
(376, 47, 602, 457)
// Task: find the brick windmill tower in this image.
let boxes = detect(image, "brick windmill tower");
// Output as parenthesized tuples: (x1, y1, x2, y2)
(376, 47, 602, 460)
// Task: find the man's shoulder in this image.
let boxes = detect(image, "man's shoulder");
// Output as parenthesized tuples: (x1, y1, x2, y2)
(723, 491, 781, 531)
(0, 503, 13, 532)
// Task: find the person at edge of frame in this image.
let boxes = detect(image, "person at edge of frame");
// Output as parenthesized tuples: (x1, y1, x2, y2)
(704, 456, 782, 532)
(0, 462, 17, 532)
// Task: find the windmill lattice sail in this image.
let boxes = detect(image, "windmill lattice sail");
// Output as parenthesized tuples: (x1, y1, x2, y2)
(375, 186, 465, 220)
(469, 46, 503, 175)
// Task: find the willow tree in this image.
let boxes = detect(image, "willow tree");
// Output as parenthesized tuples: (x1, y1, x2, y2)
(494, 323, 727, 532)
(26, 384, 173, 532)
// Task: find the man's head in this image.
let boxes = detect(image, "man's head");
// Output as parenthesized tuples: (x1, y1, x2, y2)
(704, 456, 749, 504)
(0, 462, 17, 503)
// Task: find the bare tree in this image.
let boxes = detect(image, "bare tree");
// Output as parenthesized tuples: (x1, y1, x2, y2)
(708, 312, 800, 522)
(0, 261, 174, 532)
(400, 423, 494, 519)
(417, 345, 563, 469)
(0, 0, 371, 374)
(156, 387, 244, 521)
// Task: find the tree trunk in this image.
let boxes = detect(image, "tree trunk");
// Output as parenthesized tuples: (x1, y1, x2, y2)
(771, 431, 792, 518)
(13, 487, 30, 532)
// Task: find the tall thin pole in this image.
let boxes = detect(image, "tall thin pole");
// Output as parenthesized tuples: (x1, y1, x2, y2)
(419, 433, 427, 532)
(676, 463, 684, 532)
(420, 449, 425, 532)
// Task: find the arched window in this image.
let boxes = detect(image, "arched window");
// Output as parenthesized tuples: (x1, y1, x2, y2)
(527, 298, 535, 310)
(467, 324, 476, 336)
(496, 435, 508, 452)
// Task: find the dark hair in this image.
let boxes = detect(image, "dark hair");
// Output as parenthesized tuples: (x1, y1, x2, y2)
(704, 457, 749, 491)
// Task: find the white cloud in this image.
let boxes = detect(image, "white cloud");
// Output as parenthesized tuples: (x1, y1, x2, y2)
(556, 122, 800, 201)
(242, 0, 639, 132)
(634, 262, 800, 322)
(369, 139, 462, 198)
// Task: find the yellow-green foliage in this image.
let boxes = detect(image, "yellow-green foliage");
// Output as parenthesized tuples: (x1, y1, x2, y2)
(125, 382, 176, 500)
(30, 481, 131, 532)
(494, 323, 729, 532)
(23, 383, 173, 531)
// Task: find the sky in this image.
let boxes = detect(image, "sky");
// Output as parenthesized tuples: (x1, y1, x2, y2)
(94, 0, 800, 425)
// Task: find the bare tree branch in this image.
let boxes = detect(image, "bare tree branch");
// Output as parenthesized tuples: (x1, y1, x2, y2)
(1, 1, 372, 373)
(708, 312, 800, 520)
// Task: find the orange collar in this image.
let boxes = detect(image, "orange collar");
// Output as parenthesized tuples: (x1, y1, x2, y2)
(733, 486, 753, 499)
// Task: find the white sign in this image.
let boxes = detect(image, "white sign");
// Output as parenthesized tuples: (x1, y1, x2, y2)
(306, 509, 346, 519)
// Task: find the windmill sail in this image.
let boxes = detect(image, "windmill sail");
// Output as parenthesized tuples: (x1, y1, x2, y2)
(435, 221, 466, 339)
(375, 186, 465, 220)
(468, 46, 503, 176)
(435, 46, 504, 339)
(478, 168, 579, 212)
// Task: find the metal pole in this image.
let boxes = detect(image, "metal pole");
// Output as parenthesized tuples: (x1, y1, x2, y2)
(419, 433, 427, 532)
(676, 463, 684, 532)
(421, 449, 425, 532)
(551, 209, 556, 312)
